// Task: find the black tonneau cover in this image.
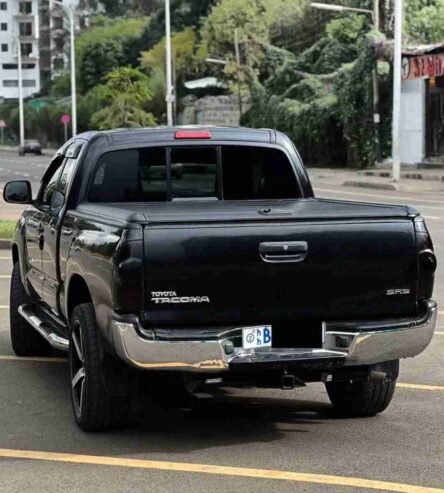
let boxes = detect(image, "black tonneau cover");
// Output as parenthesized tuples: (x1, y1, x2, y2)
(76, 199, 416, 225)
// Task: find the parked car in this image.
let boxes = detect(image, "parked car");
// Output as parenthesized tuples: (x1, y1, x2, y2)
(4, 127, 437, 431)
(19, 139, 42, 156)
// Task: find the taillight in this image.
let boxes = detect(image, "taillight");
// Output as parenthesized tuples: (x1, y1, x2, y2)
(415, 216, 437, 300)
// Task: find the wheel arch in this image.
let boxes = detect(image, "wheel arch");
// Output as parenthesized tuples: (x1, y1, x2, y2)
(66, 274, 93, 323)
(11, 243, 19, 264)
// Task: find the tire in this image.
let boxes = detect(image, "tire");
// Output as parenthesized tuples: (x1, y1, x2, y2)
(326, 360, 399, 418)
(69, 303, 129, 431)
(10, 262, 51, 356)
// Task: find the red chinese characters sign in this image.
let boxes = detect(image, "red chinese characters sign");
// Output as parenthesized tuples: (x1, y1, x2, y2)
(402, 54, 444, 80)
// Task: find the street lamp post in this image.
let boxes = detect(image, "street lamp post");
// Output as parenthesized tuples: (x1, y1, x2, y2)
(311, 2, 381, 164)
(165, 0, 174, 126)
(12, 34, 25, 149)
(391, 0, 403, 182)
(49, 0, 77, 137)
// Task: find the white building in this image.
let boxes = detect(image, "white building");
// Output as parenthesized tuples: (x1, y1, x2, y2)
(400, 43, 444, 165)
(0, 0, 41, 99)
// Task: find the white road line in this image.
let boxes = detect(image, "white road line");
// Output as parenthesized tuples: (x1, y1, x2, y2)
(422, 215, 442, 220)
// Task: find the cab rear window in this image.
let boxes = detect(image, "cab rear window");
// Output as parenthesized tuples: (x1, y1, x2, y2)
(88, 145, 300, 203)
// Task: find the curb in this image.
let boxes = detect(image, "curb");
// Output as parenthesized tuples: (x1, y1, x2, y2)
(0, 239, 11, 249)
(343, 180, 397, 191)
(361, 170, 444, 182)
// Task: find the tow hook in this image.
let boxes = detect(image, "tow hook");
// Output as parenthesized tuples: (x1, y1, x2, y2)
(281, 371, 305, 390)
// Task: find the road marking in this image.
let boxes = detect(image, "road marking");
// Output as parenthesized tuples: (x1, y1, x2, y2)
(0, 449, 442, 492)
(315, 187, 444, 206)
(0, 355, 66, 363)
(0, 305, 9, 309)
(438, 311, 444, 315)
(0, 257, 11, 260)
(0, 275, 10, 279)
(422, 215, 442, 220)
(397, 383, 444, 391)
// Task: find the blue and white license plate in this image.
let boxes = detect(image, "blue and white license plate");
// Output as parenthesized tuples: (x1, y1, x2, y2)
(242, 326, 272, 349)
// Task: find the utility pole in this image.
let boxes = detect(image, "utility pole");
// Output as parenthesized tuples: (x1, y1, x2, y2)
(372, 0, 381, 163)
(165, 0, 174, 126)
(12, 34, 25, 149)
(50, 0, 77, 137)
(234, 28, 243, 117)
(391, 0, 403, 182)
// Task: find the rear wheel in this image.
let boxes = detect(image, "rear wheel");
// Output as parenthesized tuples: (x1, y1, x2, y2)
(10, 262, 51, 356)
(326, 361, 398, 417)
(70, 303, 129, 431)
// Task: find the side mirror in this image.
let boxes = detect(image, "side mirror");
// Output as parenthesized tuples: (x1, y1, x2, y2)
(3, 180, 33, 204)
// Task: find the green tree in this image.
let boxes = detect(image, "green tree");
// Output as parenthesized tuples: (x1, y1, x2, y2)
(91, 67, 157, 129)
(77, 16, 150, 92)
(405, 0, 444, 43)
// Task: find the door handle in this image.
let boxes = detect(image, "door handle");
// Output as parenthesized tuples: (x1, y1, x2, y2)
(61, 227, 73, 236)
(259, 241, 308, 263)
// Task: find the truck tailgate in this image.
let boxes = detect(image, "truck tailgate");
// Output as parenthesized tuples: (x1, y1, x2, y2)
(142, 199, 417, 325)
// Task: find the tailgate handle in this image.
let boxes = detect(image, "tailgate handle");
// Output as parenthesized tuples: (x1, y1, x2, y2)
(259, 241, 308, 263)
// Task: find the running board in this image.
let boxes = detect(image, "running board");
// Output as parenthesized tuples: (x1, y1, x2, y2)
(18, 304, 69, 351)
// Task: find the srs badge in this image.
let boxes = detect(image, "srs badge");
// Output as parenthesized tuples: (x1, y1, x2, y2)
(151, 291, 210, 304)
(386, 288, 411, 296)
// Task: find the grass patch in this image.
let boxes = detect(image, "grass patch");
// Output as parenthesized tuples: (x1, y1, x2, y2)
(0, 220, 16, 240)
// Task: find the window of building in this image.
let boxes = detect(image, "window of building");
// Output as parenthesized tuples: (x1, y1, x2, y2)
(0, 23, 7, 31)
(53, 58, 64, 70)
(2, 63, 35, 70)
(23, 80, 36, 87)
(53, 17, 63, 30)
(0, 3, 7, 11)
(20, 43, 33, 56)
(19, 22, 32, 36)
(1, 44, 7, 52)
(19, 1, 32, 14)
(3, 80, 18, 87)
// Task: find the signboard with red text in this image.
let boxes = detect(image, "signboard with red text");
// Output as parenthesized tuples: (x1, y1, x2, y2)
(402, 54, 444, 80)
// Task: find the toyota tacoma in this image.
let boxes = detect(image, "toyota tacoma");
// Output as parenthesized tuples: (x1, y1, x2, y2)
(4, 127, 437, 430)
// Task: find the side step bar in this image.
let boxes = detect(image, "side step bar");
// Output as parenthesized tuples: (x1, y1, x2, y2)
(18, 304, 69, 351)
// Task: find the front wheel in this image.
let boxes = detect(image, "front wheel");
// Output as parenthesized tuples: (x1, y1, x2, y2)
(10, 262, 51, 356)
(69, 303, 129, 431)
(326, 360, 399, 417)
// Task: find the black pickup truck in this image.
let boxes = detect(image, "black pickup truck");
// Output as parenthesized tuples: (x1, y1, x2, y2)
(4, 127, 437, 431)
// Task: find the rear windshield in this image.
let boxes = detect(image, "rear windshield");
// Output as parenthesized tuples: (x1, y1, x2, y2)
(88, 145, 300, 203)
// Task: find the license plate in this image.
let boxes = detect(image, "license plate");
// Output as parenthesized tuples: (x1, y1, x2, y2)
(242, 326, 272, 349)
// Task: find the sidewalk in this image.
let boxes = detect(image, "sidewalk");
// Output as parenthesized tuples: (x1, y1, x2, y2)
(307, 167, 444, 192)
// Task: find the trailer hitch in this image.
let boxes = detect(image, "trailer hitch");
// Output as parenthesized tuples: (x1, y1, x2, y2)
(281, 371, 306, 390)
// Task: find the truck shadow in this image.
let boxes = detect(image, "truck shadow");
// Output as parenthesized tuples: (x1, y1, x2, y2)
(0, 360, 345, 456)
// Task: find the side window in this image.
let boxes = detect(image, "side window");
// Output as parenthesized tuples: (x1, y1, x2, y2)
(58, 158, 77, 193)
(41, 165, 64, 208)
(39, 156, 77, 212)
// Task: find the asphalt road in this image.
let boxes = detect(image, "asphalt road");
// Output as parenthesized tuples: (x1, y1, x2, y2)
(0, 150, 443, 492)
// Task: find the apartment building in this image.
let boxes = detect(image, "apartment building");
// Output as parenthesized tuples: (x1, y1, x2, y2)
(0, 0, 40, 99)
(39, 0, 91, 90)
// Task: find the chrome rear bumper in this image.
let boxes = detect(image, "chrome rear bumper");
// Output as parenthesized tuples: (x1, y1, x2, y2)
(111, 300, 437, 372)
